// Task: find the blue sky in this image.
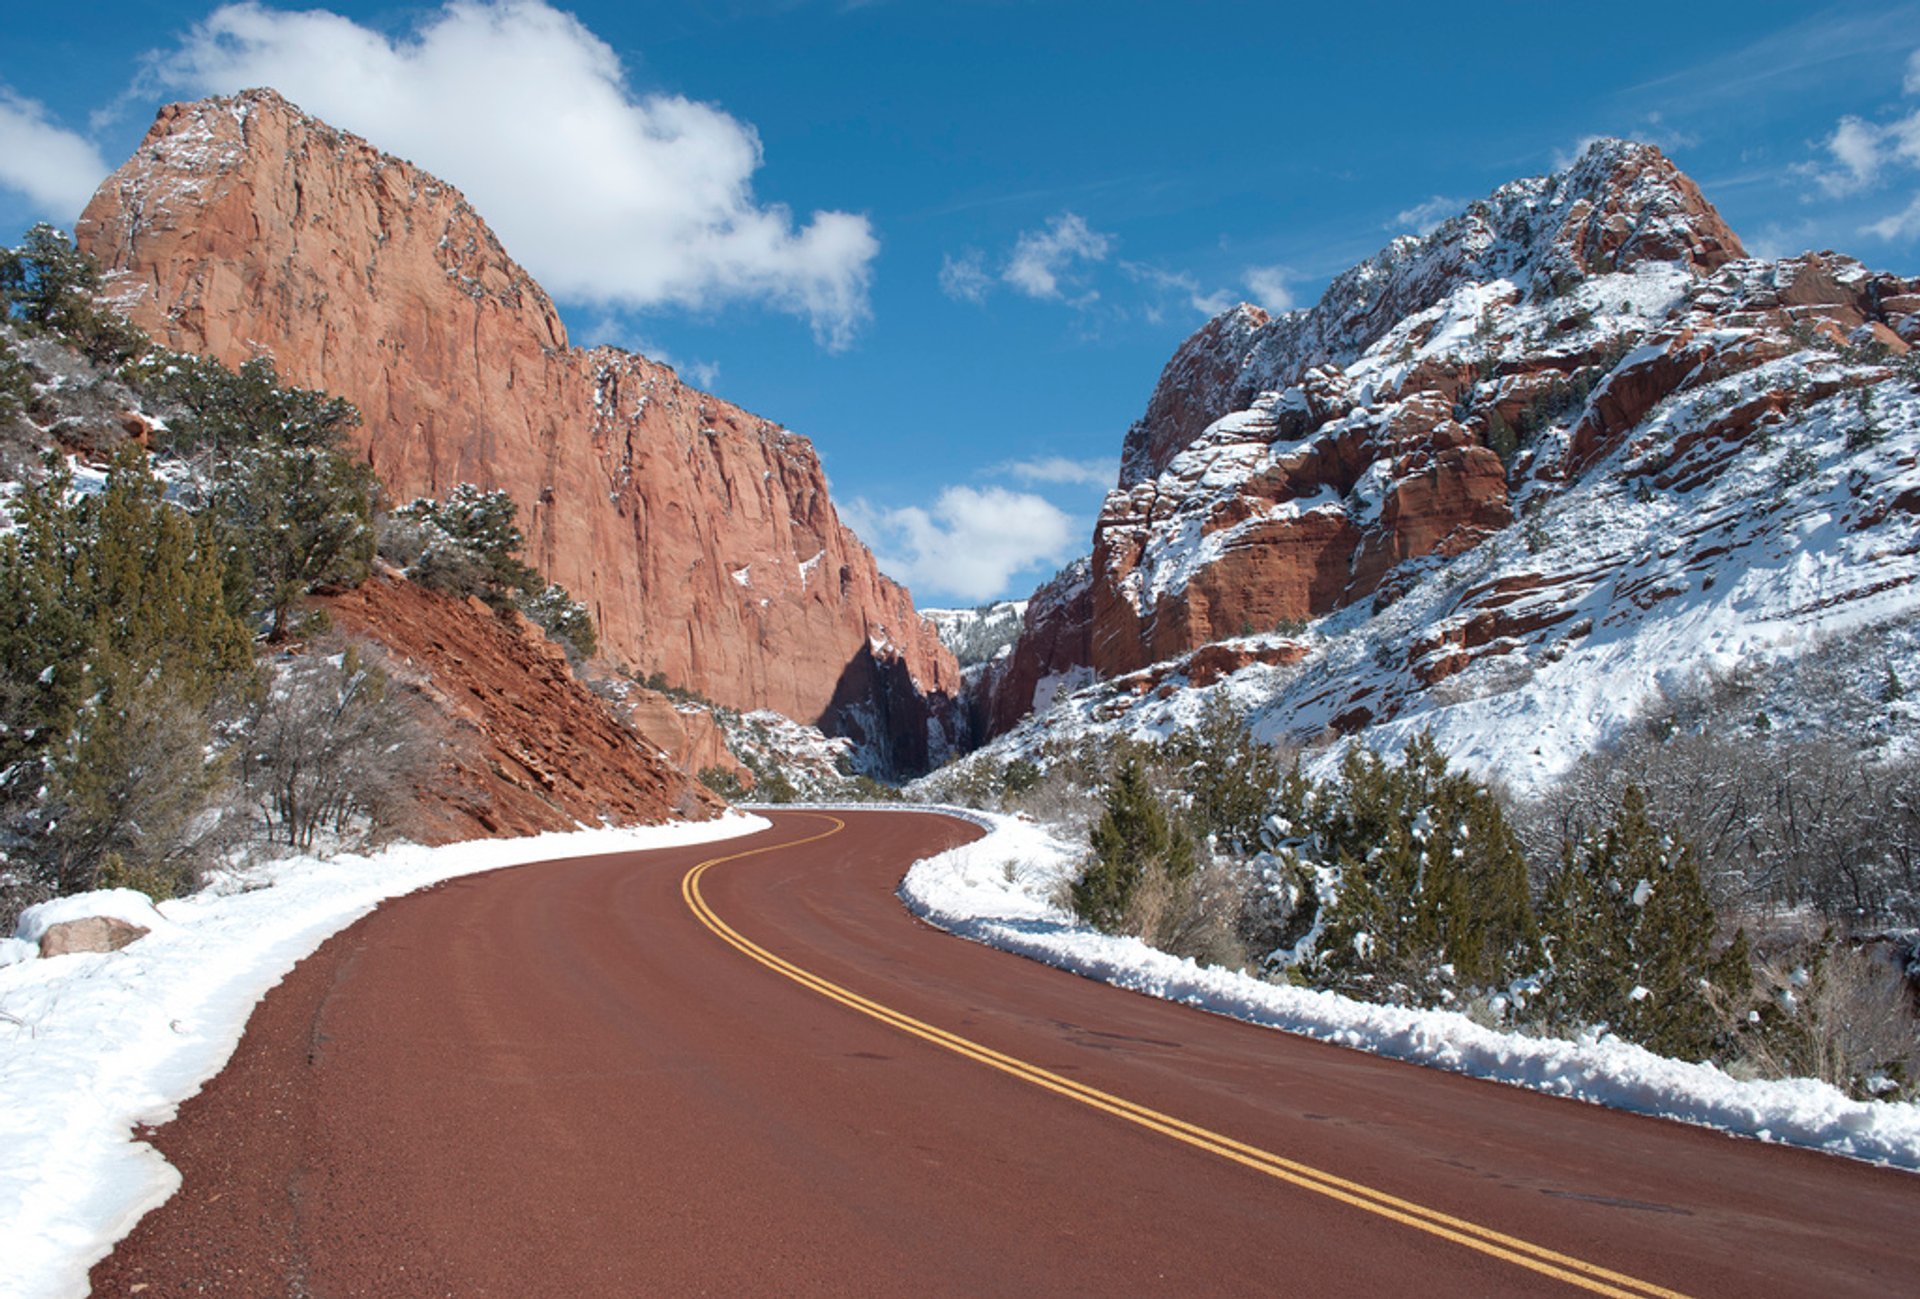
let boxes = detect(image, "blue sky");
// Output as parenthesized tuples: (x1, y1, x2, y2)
(4, 2, 1919, 605)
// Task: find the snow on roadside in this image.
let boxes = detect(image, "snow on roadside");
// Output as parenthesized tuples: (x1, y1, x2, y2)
(0, 813, 768, 1299)
(896, 809, 1920, 1172)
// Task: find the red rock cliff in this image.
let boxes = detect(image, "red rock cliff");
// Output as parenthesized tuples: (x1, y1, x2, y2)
(76, 89, 961, 774)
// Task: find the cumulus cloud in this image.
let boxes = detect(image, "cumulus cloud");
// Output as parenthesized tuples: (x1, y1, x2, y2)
(1001, 456, 1118, 489)
(1907, 47, 1920, 95)
(1003, 212, 1112, 300)
(0, 89, 110, 216)
(143, 1, 877, 348)
(1818, 116, 1890, 195)
(845, 486, 1075, 603)
(1390, 195, 1461, 236)
(1242, 265, 1294, 313)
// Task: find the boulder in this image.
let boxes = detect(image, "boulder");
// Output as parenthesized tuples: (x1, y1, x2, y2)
(38, 916, 150, 958)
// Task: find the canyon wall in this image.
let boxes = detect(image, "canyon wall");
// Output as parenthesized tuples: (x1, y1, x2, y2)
(77, 90, 960, 773)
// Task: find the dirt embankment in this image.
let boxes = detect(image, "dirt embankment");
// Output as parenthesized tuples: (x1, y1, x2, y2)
(323, 576, 723, 843)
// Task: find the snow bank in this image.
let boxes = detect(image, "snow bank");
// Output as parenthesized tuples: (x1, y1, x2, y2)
(0, 813, 767, 1299)
(13, 890, 178, 948)
(897, 809, 1920, 1172)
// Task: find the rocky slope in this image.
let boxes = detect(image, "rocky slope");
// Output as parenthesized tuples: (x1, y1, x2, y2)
(75, 89, 961, 775)
(322, 576, 724, 841)
(966, 139, 1920, 788)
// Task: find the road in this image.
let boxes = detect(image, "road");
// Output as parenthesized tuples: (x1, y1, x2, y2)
(93, 809, 1920, 1296)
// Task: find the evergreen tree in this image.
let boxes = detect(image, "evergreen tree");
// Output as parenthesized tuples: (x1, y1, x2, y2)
(128, 351, 359, 456)
(0, 336, 32, 418)
(0, 224, 147, 365)
(1537, 784, 1749, 1060)
(518, 582, 598, 659)
(0, 447, 253, 894)
(1292, 735, 1538, 1003)
(1073, 756, 1195, 933)
(123, 349, 377, 636)
(214, 442, 377, 639)
(1161, 696, 1280, 855)
(396, 484, 541, 605)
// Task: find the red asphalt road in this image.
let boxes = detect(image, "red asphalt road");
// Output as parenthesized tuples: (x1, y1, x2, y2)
(93, 809, 1920, 1297)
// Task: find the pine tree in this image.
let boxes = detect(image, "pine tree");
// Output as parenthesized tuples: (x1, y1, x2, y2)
(214, 443, 376, 639)
(1300, 735, 1538, 1003)
(398, 484, 541, 605)
(1162, 696, 1279, 855)
(0, 224, 147, 365)
(1538, 784, 1747, 1060)
(127, 352, 359, 456)
(2, 446, 254, 895)
(1074, 756, 1194, 933)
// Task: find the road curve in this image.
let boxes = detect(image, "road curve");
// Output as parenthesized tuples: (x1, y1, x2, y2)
(94, 809, 1919, 1296)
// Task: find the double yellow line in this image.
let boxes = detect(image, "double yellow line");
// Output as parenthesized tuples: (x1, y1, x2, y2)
(681, 813, 1689, 1299)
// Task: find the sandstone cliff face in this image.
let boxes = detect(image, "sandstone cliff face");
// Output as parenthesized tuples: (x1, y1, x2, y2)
(322, 577, 723, 843)
(77, 90, 960, 774)
(973, 139, 1920, 739)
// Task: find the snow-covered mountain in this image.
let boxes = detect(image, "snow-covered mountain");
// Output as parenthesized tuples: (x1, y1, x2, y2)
(961, 139, 1920, 795)
(922, 600, 1030, 668)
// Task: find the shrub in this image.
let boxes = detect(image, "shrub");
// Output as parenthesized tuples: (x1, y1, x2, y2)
(699, 765, 749, 801)
(239, 641, 435, 850)
(1736, 940, 1920, 1101)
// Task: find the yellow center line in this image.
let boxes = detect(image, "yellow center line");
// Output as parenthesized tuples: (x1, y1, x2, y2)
(682, 811, 1692, 1299)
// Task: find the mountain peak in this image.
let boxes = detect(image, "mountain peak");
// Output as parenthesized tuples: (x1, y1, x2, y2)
(1120, 141, 1746, 486)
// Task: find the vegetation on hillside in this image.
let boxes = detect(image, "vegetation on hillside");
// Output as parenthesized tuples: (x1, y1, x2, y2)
(381, 484, 597, 660)
(0, 227, 440, 926)
(921, 692, 1920, 1101)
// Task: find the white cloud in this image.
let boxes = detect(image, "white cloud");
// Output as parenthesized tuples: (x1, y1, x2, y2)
(144, 1, 877, 349)
(1802, 48, 1920, 232)
(1001, 456, 1118, 489)
(1868, 192, 1920, 240)
(1003, 212, 1112, 300)
(845, 485, 1075, 603)
(1121, 262, 1232, 319)
(0, 89, 110, 217)
(1242, 264, 1294, 313)
(938, 251, 993, 303)
(1819, 116, 1887, 195)
(1390, 195, 1461, 236)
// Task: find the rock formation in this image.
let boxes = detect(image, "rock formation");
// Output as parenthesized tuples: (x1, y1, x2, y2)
(76, 89, 960, 775)
(973, 139, 1920, 741)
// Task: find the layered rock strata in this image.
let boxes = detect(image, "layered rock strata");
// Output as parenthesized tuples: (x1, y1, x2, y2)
(974, 140, 1920, 738)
